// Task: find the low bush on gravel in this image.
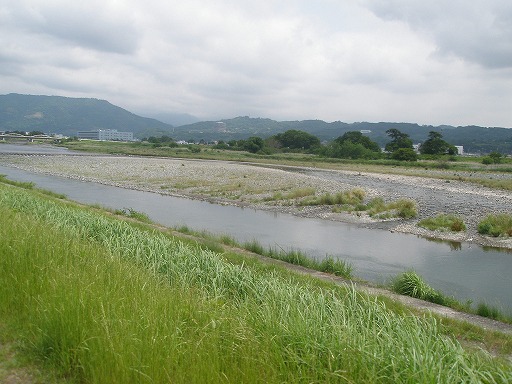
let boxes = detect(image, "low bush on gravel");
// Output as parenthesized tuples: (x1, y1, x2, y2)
(299, 188, 366, 206)
(418, 214, 466, 232)
(367, 198, 418, 219)
(298, 189, 418, 220)
(478, 214, 512, 237)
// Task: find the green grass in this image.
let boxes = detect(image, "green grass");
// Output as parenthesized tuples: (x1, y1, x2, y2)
(243, 240, 354, 279)
(391, 271, 512, 324)
(114, 207, 152, 223)
(418, 214, 467, 232)
(367, 198, 418, 219)
(299, 188, 366, 206)
(297, 189, 418, 220)
(2, 184, 511, 382)
(392, 271, 444, 304)
(478, 214, 512, 237)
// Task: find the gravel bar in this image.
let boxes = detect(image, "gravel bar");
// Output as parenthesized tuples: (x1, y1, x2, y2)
(2, 153, 512, 249)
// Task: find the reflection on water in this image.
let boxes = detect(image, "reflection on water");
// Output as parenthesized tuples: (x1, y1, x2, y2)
(424, 237, 462, 251)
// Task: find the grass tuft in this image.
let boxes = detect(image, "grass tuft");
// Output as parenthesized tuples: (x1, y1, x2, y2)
(478, 214, 512, 237)
(391, 271, 442, 303)
(418, 214, 466, 232)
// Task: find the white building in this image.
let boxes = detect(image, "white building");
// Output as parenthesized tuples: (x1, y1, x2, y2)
(77, 129, 134, 141)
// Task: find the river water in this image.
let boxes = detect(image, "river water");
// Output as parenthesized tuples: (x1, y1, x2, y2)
(1, 144, 511, 315)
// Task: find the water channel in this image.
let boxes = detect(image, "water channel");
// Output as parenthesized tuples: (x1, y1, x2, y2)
(1, 144, 511, 315)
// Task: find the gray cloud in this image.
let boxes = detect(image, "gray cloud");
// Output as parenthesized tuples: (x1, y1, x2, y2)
(2, 1, 139, 54)
(364, 0, 512, 69)
(0, 0, 511, 127)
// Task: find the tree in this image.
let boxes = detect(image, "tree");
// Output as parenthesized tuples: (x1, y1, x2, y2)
(273, 130, 320, 151)
(391, 148, 418, 161)
(243, 136, 265, 153)
(385, 128, 413, 153)
(482, 151, 503, 164)
(334, 131, 381, 152)
(321, 132, 381, 159)
(419, 131, 456, 155)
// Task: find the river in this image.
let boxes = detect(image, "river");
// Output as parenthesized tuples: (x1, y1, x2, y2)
(1, 143, 511, 315)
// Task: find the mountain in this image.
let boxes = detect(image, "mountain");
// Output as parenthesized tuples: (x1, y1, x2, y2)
(2, 94, 511, 153)
(142, 111, 200, 126)
(0, 93, 174, 138)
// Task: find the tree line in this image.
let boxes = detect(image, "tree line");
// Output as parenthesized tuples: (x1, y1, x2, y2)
(209, 128, 460, 161)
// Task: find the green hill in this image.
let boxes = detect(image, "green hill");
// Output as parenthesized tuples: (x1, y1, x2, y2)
(0, 93, 174, 139)
(174, 118, 512, 154)
(2, 93, 511, 153)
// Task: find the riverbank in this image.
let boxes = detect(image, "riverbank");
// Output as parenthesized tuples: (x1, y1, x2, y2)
(3, 183, 511, 382)
(1, 152, 512, 249)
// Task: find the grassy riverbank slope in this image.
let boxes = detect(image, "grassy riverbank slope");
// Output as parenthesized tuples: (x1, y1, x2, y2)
(1, 183, 512, 382)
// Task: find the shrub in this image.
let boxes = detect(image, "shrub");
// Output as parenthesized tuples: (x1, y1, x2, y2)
(391, 199, 418, 219)
(391, 148, 418, 161)
(299, 189, 366, 206)
(418, 214, 466, 232)
(477, 214, 512, 237)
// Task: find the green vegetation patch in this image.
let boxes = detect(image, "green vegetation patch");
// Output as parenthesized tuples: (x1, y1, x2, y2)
(2, 185, 511, 382)
(297, 189, 418, 220)
(392, 271, 444, 304)
(478, 213, 512, 237)
(300, 188, 366, 206)
(418, 214, 466, 232)
(366, 198, 418, 219)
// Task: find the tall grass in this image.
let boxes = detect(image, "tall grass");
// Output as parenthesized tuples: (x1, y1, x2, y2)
(418, 214, 467, 232)
(478, 214, 512, 237)
(299, 188, 366, 206)
(244, 239, 353, 279)
(391, 271, 444, 304)
(391, 271, 511, 323)
(1, 184, 511, 383)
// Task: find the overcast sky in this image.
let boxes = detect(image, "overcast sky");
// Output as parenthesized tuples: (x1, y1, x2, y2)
(1, 0, 511, 127)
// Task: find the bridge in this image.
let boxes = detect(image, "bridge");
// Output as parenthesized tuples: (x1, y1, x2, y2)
(0, 133, 55, 142)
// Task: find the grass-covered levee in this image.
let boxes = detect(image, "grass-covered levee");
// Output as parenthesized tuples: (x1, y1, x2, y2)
(0, 182, 511, 383)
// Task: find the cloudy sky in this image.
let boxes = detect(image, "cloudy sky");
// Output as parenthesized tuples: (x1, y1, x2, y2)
(1, 0, 511, 127)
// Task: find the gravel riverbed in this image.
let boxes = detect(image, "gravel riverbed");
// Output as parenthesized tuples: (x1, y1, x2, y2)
(2, 153, 512, 249)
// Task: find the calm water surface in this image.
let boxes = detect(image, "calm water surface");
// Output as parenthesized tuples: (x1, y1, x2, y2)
(1, 144, 511, 315)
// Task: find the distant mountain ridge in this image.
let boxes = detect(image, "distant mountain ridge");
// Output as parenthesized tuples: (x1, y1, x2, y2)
(0, 93, 174, 138)
(1, 94, 511, 153)
(175, 118, 512, 154)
